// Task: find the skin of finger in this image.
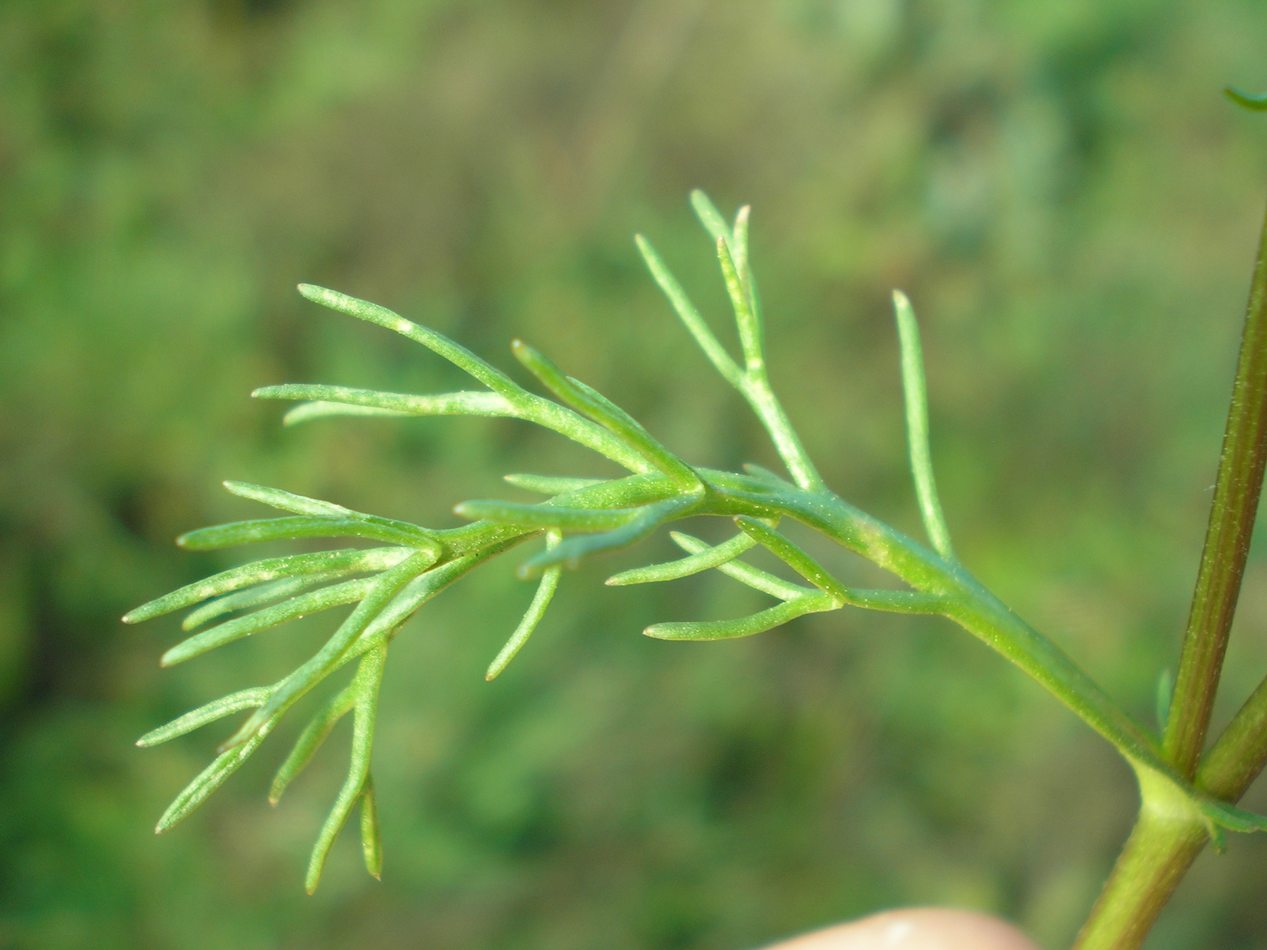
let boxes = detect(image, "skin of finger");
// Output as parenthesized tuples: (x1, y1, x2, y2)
(760, 907, 1041, 950)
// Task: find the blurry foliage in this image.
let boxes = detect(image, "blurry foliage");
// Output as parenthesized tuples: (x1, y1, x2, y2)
(1, 1, 1265, 947)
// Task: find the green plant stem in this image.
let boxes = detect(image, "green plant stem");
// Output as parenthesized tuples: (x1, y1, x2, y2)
(1199, 674, 1267, 801)
(1073, 797, 1207, 949)
(699, 471, 1167, 771)
(503, 463, 1147, 765)
(1162, 202, 1267, 779)
(1074, 199, 1267, 949)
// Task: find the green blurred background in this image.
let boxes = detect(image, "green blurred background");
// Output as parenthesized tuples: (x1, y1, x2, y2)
(2, 2, 1266, 947)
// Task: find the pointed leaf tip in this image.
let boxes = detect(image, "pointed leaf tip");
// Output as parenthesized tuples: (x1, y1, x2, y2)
(892, 291, 955, 561)
(1225, 86, 1267, 111)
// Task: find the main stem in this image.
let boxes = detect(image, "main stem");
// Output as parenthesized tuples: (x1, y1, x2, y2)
(1075, 198, 1267, 949)
(1162, 202, 1267, 777)
(1071, 806, 1208, 949)
(1079, 687, 1267, 950)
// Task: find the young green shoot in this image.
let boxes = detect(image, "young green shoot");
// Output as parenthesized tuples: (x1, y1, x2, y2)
(126, 189, 1267, 950)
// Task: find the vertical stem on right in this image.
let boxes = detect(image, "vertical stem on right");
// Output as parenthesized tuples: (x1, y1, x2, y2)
(1162, 201, 1267, 778)
(1073, 811, 1206, 950)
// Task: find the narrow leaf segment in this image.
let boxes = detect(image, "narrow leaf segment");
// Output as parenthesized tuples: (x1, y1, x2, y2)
(1226, 87, 1267, 111)
(892, 291, 955, 560)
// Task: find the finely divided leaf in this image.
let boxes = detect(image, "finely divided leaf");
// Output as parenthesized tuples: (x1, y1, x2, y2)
(223, 550, 435, 750)
(486, 532, 563, 680)
(181, 573, 347, 632)
(669, 531, 809, 601)
(178, 515, 434, 550)
(282, 401, 413, 426)
(689, 190, 733, 248)
(732, 205, 752, 281)
(223, 480, 353, 517)
(162, 577, 377, 667)
(511, 341, 699, 489)
(454, 499, 641, 532)
(254, 384, 516, 420)
(634, 234, 743, 388)
(297, 284, 524, 399)
(607, 532, 756, 586)
(716, 237, 763, 373)
(520, 496, 697, 575)
(893, 291, 955, 560)
(503, 473, 605, 495)
(360, 779, 383, 879)
(733, 516, 850, 603)
(270, 685, 357, 804)
(219, 481, 441, 553)
(155, 725, 273, 833)
(124, 548, 416, 624)
(645, 592, 836, 641)
(304, 643, 387, 893)
(1225, 87, 1267, 111)
(136, 687, 269, 748)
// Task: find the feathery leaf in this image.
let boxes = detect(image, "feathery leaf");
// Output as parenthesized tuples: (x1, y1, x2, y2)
(223, 550, 436, 750)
